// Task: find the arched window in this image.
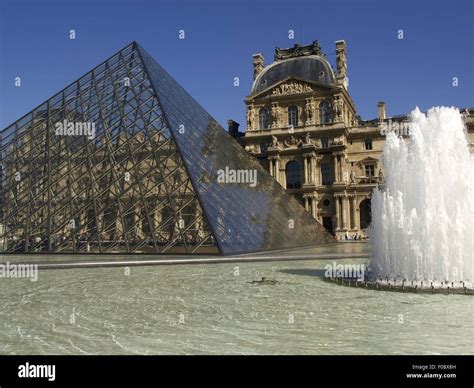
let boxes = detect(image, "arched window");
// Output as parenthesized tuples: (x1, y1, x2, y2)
(319, 101, 332, 124)
(288, 105, 298, 127)
(285, 161, 302, 189)
(259, 108, 269, 130)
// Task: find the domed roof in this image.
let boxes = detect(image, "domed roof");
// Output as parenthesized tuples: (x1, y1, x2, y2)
(251, 55, 336, 95)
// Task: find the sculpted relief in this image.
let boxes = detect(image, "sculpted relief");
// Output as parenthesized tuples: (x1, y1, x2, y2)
(271, 81, 313, 96)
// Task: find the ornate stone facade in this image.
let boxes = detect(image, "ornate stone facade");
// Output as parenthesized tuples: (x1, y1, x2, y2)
(236, 40, 474, 238)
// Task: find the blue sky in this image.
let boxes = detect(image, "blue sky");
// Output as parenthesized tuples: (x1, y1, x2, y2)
(0, 0, 472, 130)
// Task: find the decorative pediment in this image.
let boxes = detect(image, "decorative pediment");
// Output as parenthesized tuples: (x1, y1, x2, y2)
(251, 77, 337, 99)
(357, 157, 378, 167)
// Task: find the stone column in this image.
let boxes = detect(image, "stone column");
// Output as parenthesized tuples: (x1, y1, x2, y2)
(349, 195, 356, 230)
(268, 156, 280, 181)
(341, 195, 347, 230)
(135, 204, 143, 239)
(304, 196, 309, 212)
(303, 153, 314, 184)
(343, 195, 350, 230)
(353, 196, 360, 231)
(339, 156, 344, 183)
(311, 156, 317, 184)
(78, 211, 86, 235)
(154, 205, 162, 241)
(310, 194, 317, 219)
(115, 215, 124, 240)
(334, 195, 341, 231)
(274, 157, 280, 183)
(333, 155, 339, 182)
(96, 212, 103, 239)
(303, 156, 308, 184)
(307, 157, 311, 183)
(315, 156, 322, 186)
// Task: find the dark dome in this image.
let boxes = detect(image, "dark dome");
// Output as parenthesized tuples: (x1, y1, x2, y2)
(251, 55, 336, 95)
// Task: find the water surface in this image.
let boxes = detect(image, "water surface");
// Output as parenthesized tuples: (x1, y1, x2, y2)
(0, 243, 472, 355)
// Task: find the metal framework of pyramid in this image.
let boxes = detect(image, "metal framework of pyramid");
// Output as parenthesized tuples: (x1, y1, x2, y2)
(0, 42, 332, 254)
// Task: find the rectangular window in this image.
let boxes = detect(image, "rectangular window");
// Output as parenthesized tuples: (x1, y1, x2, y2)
(321, 163, 332, 185)
(365, 138, 373, 150)
(259, 143, 268, 154)
(365, 164, 375, 177)
(288, 106, 298, 127)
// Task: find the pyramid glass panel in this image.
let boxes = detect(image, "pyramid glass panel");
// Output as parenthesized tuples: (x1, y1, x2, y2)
(0, 42, 332, 255)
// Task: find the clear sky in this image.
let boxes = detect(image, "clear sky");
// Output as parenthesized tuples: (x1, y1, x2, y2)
(0, 0, 472, 131)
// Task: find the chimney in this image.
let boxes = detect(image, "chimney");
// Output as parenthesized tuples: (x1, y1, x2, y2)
(252, 53, 264, 80)
(377, 102, 387, 120)
(228, 119, 241, 138)
(335, 40, 348, 89)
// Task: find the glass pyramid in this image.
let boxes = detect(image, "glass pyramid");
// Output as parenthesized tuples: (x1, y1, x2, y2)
(0, 42, 332, 254)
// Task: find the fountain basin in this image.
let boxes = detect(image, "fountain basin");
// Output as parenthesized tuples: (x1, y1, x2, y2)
(325, 277, 473, 295)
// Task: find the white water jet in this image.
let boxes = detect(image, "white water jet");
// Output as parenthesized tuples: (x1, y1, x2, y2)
(369, 107, 474, 284)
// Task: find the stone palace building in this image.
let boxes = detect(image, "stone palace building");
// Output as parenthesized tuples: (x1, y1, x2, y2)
(230, 40, 474, 238)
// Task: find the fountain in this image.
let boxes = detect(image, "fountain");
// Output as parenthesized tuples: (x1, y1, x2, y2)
(368, 107, 474, 292)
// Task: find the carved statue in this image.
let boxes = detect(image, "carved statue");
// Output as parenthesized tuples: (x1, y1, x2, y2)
(246, 107, 253, 130)
(284, 135, 302, 148)
(332, 97, 340, 118)
(378, 169, 384, 182)
(245, 144, 257, 153)
(253, 64, 264, 79)
(333, 96, 344, 121)
(350, 170, 357, 184)
(305, 99, 315, 124)
(274, 41, 322, 61)
(338, 98, 344, 121)
(276, 107, 282, 126)
(271, 135, 279, 148)
(304, 132, 312, 144)
(270, 105, 280, 128)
